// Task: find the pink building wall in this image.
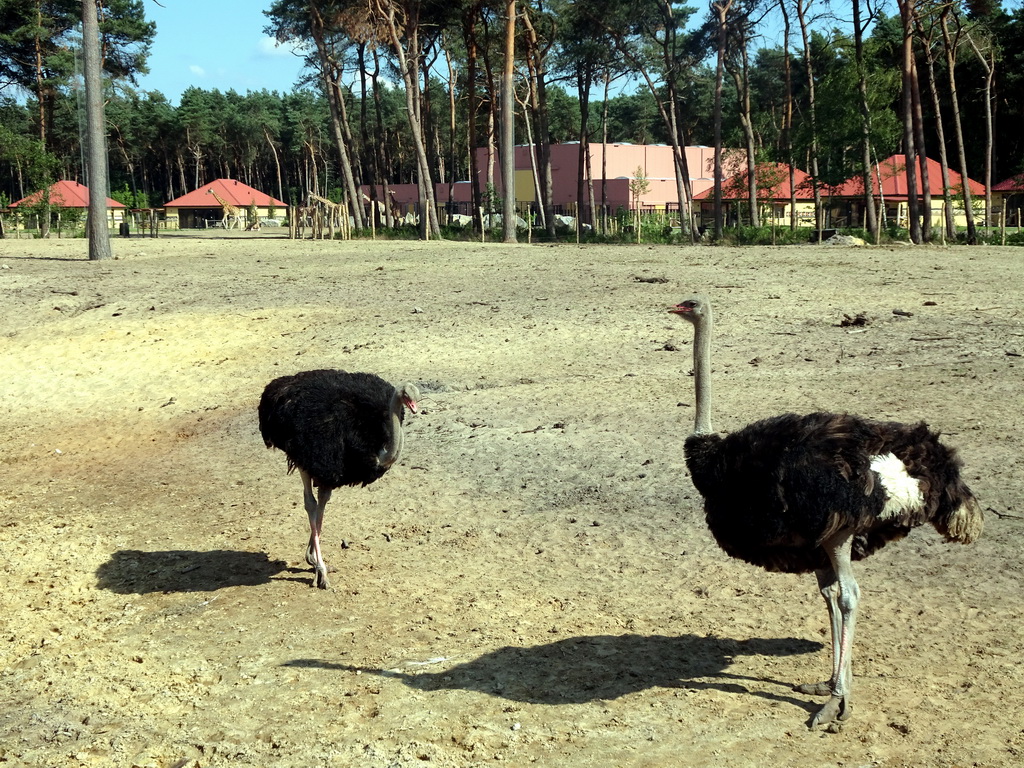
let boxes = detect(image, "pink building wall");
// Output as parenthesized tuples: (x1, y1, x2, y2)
(363, 144, 725, 212)
(472, 143, 718, 208)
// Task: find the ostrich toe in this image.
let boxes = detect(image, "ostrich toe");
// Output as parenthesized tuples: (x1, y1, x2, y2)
(794, 680, 833, 696)
(809, 694, 851, 728)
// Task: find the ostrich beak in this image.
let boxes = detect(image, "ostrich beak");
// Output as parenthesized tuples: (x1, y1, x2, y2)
(668, 304, 689, 315)
(404, 397, 419, 414)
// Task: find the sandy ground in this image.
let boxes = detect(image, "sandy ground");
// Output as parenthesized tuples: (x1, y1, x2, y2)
(0, 232, 1022, 767)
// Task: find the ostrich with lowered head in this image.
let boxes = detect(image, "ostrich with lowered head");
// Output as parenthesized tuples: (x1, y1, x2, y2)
(259, 370, 420, 589)
(669, 295, 982, 727)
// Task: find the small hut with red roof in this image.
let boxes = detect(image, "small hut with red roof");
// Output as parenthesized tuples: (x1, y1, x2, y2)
(992, 172, 1024, 227)
(164, 179, 286, 229)
(8, 180, 126, 233)
(692, 163, 817, 228)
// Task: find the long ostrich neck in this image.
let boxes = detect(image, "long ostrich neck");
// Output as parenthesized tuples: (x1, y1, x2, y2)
(692, 307, 714, 436)
(377, 392, 406, 467)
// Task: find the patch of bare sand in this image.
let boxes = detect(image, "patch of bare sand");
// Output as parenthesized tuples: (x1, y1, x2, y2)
(1, 235, 1022, 767)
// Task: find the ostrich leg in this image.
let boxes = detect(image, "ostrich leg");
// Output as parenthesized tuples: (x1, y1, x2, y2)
(795, 567, 843, 699)
(803, 530, 859, 727)
(300, 470, 332, 589)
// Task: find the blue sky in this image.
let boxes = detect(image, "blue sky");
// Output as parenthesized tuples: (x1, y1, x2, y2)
(133, 1, 311, 104)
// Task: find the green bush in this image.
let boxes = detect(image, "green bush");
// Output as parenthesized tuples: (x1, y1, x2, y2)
(714, 225, 816, 246)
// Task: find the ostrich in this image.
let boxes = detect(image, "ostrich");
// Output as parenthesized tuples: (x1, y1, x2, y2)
(669, 295, 983, 727)
(258, 370, 420, 589)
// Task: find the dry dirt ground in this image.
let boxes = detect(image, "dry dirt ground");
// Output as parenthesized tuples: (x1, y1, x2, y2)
(0, 233, 1022, 768)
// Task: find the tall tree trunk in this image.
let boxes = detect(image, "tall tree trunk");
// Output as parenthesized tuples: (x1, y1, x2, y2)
(726, 20, 758, 227)
(576, 69, 593, 233)
(795, 0, 822, 235)
(852, 0, 878, 239)
(910, 51, 931, 241)
(521, 6, 555, 237)
(658, 0, 693, 239)
(264, 127, 284, 205)
(324, 72, 365, 230)
(966, 32, 995, 227)
(914, 14, 956, 240)
(444, 37, 458, 225)
(82, 0, 111, 260)
(712, 1, 732, 239)
(500, 0, 518, 243)
(357, 42, 379, 224)
(897, 0, 921, 243)
(601, 72, 610, 234)
(940, 8, 977, 243)
(35, 1, 48, 145)
(463, 9, 484, 231)
(308, 8, 364, 231)
(779, 0, 796, 230)
(370, 0, 440, 238)
(371, 49, 395, 227)
(601, 0, 693, 239)
(516, 86, 542, 226)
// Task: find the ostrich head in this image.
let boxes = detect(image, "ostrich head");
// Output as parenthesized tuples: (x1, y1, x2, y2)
(668, 294, 710, 325)
(397, 383, 421, 414)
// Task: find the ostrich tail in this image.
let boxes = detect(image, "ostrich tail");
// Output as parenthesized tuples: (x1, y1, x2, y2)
(943, 496, 984, 545)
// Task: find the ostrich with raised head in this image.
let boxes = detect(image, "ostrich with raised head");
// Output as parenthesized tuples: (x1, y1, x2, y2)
(669, 295, 982, 727)
(259, 370, 420, 589)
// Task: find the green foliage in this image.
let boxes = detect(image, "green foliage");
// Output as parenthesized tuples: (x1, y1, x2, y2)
(0, 0, 154, 149)
(713, 226, 816, 246)
(0, 123, 60, 192)
(884, 221, 911, 242)
(110, 182, 150, 210)
(629, 166, 651, 202)
(55, 206, 84, 236)
(600, 92, 663, 144)
(482, 183, 503, 214)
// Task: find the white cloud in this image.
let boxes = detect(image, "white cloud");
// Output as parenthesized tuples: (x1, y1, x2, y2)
(189, 65, 206, 78)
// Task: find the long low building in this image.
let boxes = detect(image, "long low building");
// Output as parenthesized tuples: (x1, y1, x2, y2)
(692, 155, 988, 230)
(360, 143, 730, 228)
(828, 155, 987, 229)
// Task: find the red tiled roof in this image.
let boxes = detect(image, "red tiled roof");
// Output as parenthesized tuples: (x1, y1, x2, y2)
(692, 164, 815, 200)
(992, 173, 1024, 192)
(9, 180, 125, 208)
(831, 155, 985, 198)
(165, 178, 286, 208)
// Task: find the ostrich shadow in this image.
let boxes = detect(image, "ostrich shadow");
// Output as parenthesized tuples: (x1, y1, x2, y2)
(95, 549, 290, 594)
(285, 633, 823, 712)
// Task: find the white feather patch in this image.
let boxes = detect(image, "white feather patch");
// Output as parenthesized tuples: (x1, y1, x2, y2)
(870, 453, 925, 520)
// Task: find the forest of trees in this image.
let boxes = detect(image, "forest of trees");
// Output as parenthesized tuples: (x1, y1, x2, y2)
(1, 0, 1023, 242)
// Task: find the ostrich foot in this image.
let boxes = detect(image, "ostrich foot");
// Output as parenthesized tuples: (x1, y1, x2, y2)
(313, 563, 331, 590)
(793, 680, 833, 696)
(809, 694, 851, 728)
